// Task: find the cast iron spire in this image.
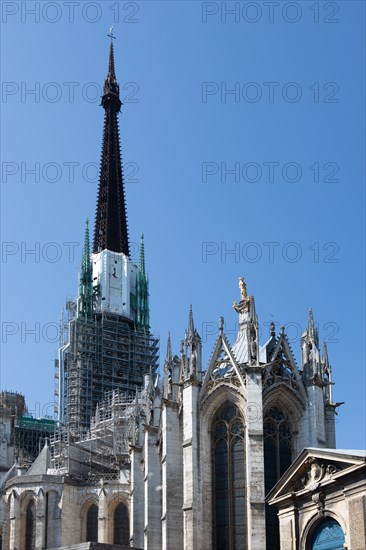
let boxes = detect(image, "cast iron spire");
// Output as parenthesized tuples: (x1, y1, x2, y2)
(93, 38, 129, 256)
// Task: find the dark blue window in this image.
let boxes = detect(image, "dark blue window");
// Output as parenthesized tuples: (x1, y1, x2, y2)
(212, 403, 246, 549)
(264, 406, 292, 550)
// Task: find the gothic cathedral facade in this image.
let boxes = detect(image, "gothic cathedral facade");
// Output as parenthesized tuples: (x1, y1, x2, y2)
(0, 41, 345, 550)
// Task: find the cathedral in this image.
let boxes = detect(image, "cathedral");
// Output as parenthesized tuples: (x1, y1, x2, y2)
(0, 41, 365, 550)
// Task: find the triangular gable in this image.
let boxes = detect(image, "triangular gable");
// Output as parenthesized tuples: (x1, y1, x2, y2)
(267, 447, 366, 503)
(270, 331, 298, 367)
(263, 332, 306, 401)
(202, 332, 246, 393)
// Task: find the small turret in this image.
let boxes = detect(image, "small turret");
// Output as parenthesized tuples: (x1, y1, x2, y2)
(181, 306, 202, 381)
(301, 307, 322, 383)
(163, 333, 173, 398)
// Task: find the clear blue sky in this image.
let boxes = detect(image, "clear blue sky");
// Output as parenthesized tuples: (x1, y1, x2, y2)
(1, 1, 365, 449)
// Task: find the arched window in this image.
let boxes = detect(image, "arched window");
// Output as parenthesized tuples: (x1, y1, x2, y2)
(113, 502, 129, 545)
(212, 402, 246, 550)
(86, 503, 98, 542)
(310, 518, 345, 550)
(264, 406, 292, 550)
(25, 500, 36, 550)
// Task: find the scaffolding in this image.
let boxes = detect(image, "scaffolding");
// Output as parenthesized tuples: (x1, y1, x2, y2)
(50, 389, 137, 482)
(55, 304, 159, 438)
(14, 416, 56, 464)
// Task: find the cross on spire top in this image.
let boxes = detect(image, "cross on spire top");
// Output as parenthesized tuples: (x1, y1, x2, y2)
(108, 26, 116, 43)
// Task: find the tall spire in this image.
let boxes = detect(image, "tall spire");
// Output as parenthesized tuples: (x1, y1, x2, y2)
(93, 39, 129, 256)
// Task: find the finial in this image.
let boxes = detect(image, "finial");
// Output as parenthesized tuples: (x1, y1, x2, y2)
(166, 332, 172, 361)
(308, 307, 316, 342)
(82, 218, 90, 267)
(103, 28, 119, 100)
(139, 233, 146, 276)
(188, 304, 194, 334)
(270, 318, 276, 337)
(308, 307, 314, 327)
(280, 326, 285, 335)
(108, 26, 116, 43)
(322, 341, 329, 364)
(79, 217, 93, 318)
(219, 316, 224, 333)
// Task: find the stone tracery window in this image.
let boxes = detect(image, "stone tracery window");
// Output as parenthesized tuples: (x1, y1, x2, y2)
(264, 406, 292, 550)
(212, 402, 246, 550)
(25, 500, 36, 550)
(113, 502, 129, 545)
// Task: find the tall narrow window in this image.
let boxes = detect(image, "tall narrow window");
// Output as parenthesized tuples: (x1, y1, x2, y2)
(264, 406, 292, 550)
(113, 502, 129, 545)
(212, 403, 246, 550)
(25, 500, 36, 550)
(86, 503, 98, 542)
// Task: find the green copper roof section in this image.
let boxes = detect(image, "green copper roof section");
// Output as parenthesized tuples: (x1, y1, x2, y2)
(137, 233, 150, 331)
(78, 218, 93, 319)
(139, 233, 146, 276)
(82, 218, 91, 273)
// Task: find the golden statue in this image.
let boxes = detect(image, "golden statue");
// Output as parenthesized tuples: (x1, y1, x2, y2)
(239, 276, 248, 300)
(233, 277, 250, 313)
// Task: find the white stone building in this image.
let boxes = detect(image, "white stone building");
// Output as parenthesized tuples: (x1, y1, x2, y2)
(267, 448, 366, 550)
